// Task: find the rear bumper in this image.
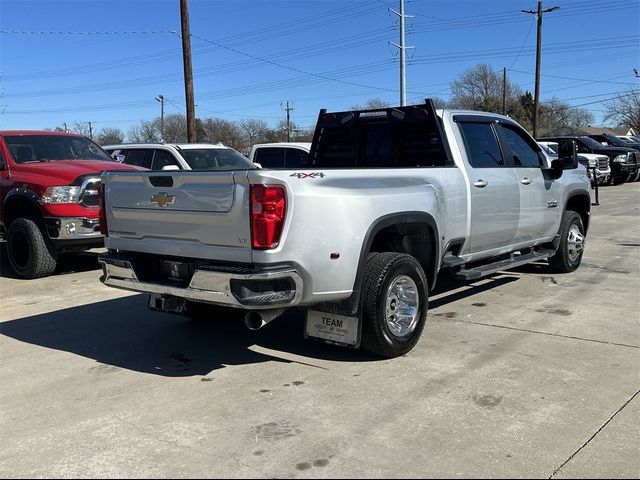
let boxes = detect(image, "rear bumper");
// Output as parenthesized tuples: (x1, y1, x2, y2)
(99, 253, 304, 310)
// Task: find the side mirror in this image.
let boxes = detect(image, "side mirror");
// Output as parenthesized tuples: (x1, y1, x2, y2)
(557, 139, 578, 170)
(161, 165, 180, 171)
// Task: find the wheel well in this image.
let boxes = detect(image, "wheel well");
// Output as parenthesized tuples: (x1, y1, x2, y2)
(4, 195, 42, 228)
(369, 221, 437, 288)
(566, 194, 590, 233)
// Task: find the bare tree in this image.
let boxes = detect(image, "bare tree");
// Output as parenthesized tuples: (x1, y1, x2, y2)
(200, 118, 243, 150)
(160, 114, 188, 143)
(95, 127, 125, 146)
(537, 97, 594, 136)
(604, 89, 640, 132)
(72, 121, 91, 137)
(127, 120, 160, 143)
(239, 119, 270, 148)
(350, 98, 391, 110)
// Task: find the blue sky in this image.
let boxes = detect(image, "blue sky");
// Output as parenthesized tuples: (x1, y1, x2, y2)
(1, 0, 638, 136)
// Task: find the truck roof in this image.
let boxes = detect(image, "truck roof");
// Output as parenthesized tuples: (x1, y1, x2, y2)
(0, 130, 84, 137)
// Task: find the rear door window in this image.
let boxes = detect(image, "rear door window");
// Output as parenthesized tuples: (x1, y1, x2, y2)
(254, 148, 285, 168)
(458, 122, 504, 168)
(122, 149, 152, 169)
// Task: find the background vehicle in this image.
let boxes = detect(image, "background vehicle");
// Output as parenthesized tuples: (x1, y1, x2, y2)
(99, 101, 591, 358)
(585, 133, 640, 181)
(538, 135, 638, 184)
(248, 142, 311, 168)
(102, 143, 256, 171)
(538, 140, 610, 185)
(0, 130, 143, 278)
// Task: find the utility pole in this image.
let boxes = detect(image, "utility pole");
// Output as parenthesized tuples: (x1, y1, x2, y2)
(88, 121, 93, 139)
(155, 95, 165, 141)
(282, 101, 294, 142)
(389, 0, 414, 106)
(180, 0, 196, 142)
(522, 2, 559, 137)
(502, 67, 507, 115)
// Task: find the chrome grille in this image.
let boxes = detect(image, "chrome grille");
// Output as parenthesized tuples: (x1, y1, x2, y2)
(598, 158, 609, 169)
(79, 178, 101, 207)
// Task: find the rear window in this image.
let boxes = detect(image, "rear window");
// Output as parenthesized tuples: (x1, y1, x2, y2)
(308, 104, 451, 168)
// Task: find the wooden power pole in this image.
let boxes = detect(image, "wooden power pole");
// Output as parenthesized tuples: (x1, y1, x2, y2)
(180, 0, 196, 143)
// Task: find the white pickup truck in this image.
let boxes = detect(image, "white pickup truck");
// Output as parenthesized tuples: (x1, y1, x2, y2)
(98, 100, 591, 358)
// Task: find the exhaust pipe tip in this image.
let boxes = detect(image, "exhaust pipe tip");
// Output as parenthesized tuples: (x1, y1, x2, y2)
(244, 308, 286, 330)
(244, 311, 265, 331)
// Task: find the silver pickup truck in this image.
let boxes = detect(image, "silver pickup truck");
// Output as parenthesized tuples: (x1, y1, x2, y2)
(98, 100, 591, 358)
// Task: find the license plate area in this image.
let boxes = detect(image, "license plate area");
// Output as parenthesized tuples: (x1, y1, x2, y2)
(304, 310, 360, 347)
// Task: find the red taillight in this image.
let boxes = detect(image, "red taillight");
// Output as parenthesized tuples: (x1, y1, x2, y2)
(98, 183, 108, 236)
(250, 184, 286, 249)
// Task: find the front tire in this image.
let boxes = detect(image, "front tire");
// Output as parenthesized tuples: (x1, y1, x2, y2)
(360, 252, 429, 358)
(6, 218, 57, 279)
(548, 211, 585, 273)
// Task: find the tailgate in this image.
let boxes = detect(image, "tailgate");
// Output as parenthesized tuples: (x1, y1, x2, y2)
(102, 170, 252, 262)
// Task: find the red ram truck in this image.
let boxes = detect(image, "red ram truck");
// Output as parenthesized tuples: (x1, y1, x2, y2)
(0, 130, 144, 279)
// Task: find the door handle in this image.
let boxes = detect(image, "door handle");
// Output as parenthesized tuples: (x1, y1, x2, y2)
(473, 180, 488, 188)
(520, 177, 532, 185)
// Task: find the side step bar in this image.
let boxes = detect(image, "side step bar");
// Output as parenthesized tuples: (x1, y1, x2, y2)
(454, 248, 556, 281)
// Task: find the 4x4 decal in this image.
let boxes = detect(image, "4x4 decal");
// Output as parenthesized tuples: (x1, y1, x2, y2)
(289, 172, 325, 179)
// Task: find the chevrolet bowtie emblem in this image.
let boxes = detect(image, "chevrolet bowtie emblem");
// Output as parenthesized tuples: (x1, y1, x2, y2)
(150, 192, 176, 207)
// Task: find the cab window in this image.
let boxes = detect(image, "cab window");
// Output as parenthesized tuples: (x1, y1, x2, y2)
(500, 125, 543, 167)
(458, 122, 504, 168)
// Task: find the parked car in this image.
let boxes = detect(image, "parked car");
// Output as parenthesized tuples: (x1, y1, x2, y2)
(248, 142, 311, 168)
(102, 143, 256, 171)
(538, 141, 610, 185)
(0, 130, 144, 278)
(585, 133, 640, 181)
(99, 100, 591, 358)
(538, 135, 637, 185)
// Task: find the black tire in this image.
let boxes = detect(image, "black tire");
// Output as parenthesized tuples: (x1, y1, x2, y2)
(548, 211, 585, 273)
(360, 252, 429, 358)
(6, 218, 57, 279)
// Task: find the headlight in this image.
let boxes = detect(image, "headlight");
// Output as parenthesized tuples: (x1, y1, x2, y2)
(613, 153, 630, 163)
(588, 159, 597, 167)
(41, 186, 81, 204)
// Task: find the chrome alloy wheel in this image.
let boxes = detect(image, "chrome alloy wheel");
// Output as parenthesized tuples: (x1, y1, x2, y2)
(384, 275, 420, 338)
(567, 223, 585, 262)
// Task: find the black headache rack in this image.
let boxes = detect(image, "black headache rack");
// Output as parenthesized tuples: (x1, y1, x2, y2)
(306, 99, 455, 169)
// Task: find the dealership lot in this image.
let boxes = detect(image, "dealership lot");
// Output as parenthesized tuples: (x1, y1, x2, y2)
(1, 183, 638, 478)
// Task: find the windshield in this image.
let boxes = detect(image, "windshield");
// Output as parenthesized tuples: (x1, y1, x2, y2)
(5, 135, 113, 163)
(599, 135, 628, 147)
(579, 136, 607, 150)
(179, 148, 257, 170)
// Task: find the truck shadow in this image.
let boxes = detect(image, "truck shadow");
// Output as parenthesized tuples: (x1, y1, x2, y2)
(0, 243, 103, 279)
(1, 273, 521, 377)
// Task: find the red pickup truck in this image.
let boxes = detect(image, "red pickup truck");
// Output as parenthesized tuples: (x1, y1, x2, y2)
(0, 130, 143, 278)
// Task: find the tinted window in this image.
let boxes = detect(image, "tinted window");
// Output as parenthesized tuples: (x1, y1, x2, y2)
(152, 149, 180, 170)
(458, 122, 504, 168)
(501, 125, 543, 167)
(4, 135, 113, 163)
(122, 149, 152, 169)
(284, 148, 309, 168)
(179, 148, 256, 170)
(254, 148, 286, 168)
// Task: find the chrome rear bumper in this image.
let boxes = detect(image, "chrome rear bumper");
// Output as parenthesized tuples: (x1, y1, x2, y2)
(99, 255, 304, 309)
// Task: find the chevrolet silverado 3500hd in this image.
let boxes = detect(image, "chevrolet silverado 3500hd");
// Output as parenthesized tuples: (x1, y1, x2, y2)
(98, 100, 591, 358)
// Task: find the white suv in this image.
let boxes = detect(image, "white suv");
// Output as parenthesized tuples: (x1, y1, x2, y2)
(102, 143, 256, 171)
(248, 142, 311, 168)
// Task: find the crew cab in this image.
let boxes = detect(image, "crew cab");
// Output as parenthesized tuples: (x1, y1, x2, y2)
(248, 142, 311, 168)
(0, 131, 143, 278)
(98, 101, 591, 358)
(584, 133, 640, 182)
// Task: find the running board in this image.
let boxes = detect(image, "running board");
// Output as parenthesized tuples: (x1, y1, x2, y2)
(455, 248, 556, 281)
